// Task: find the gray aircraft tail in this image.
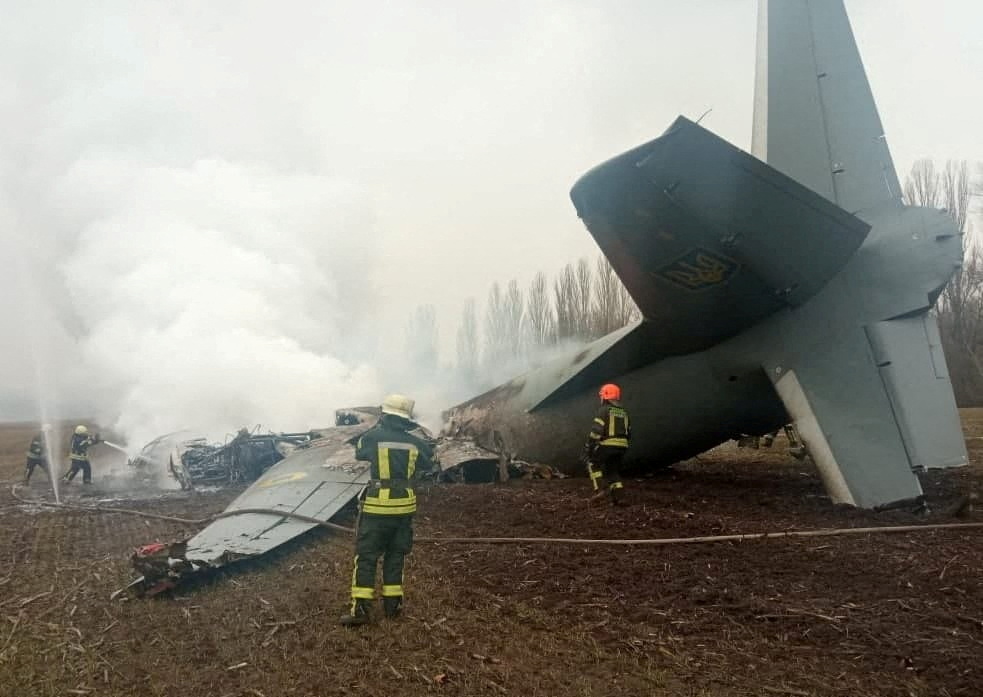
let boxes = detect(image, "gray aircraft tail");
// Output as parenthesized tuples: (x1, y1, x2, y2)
(752, 0, 902, 217)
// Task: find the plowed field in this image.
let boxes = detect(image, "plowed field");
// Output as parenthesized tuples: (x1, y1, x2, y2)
(1, 416, 982, 697)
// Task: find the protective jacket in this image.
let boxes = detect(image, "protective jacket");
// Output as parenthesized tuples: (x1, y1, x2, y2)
(26, 434, 46, 461)
(70, 433, 95, 461)
(355, 414, 435, 516)
(587, 400, 631, 451)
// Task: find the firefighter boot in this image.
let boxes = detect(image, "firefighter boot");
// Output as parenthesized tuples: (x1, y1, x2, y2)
(339, 599, 372, 627)
(383, 596, 403, 619)
(609, 482, 626, 506)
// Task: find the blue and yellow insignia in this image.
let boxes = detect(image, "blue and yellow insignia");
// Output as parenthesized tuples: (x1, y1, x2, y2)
(656, 248, 739, 291)
(258, 471, 308, 488)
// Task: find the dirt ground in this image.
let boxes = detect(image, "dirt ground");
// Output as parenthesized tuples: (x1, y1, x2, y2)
(1, 417, 982, 697)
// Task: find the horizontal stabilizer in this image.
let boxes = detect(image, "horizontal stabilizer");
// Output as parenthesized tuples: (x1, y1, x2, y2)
(571, 117, 870, 356)
(765, 325, 936, 508)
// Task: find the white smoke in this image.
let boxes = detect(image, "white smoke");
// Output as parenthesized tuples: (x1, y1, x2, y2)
(50, 157, 384, 449)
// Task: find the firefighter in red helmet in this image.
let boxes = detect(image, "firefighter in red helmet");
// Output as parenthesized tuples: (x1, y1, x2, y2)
(584, 383, 631, 505)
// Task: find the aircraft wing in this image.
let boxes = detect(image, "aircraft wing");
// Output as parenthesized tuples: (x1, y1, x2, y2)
(752, 0, 902, 216)
(185, 432, 369, 560)
(570, 116, 870, 356)
(768, 312, 966, 509)
(121, 425, 371, 596)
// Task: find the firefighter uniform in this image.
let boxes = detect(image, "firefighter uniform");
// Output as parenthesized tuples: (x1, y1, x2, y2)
(341, 395, 435, 627)
(24, 432, 49, 483)
(586, 384, 631, 505)
(64, 426, 97, 484)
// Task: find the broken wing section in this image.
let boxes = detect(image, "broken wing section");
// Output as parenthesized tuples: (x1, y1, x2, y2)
(769, 328, 923, 509)
(570, 117, 869, 356)
(124, 426, 370, 595)
(752, 0, 902, 215)
(866, 314, 967, 470)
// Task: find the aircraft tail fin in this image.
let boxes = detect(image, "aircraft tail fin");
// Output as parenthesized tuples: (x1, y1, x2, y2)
(752, 0, 901, 215)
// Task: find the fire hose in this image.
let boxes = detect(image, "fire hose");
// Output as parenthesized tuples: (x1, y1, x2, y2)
(11, 484, 983, 546)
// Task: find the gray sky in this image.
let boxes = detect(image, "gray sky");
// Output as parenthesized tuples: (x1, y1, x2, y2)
(1, 0, 980, 438)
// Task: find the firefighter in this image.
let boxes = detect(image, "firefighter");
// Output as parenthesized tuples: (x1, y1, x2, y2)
(340, 394, 435, 627)
(24, 427, 50, 484)
(63, 425, 99, 484)
(584, 383, 630, 505)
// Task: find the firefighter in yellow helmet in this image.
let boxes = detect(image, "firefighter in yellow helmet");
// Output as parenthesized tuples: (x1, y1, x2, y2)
(63, 425, 100, 485)
(340, 394, 436, 627)
(584, 383, 631, 505)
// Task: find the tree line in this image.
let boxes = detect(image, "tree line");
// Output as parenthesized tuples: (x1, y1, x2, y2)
(403, 256, 641, 396)
(458, 256, 640, 388)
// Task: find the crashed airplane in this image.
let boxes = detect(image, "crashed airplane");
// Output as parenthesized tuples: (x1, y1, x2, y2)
(446, 0, 968, 509)
(118, 0, 966, 596)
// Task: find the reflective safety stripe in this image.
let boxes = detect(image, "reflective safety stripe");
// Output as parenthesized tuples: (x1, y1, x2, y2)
(609, 481, 624, 490)
(350, 554, 374, 599)
(377, 441, 419, 479)
(608, 407, 626, 436)
(364, 488, 416, 513)
(382, 584, 403, 597)
(350, 555, 360, 593)
(363, 498, 416, 515)
(351, 586, 375, 599)
(70, 454, 88, 461)
(367, 441, 419, 514)
(600, 437, 628, 448)
(593, 418, 605, 426)
(378, 443, 390, 480)
(587, 463, 601, 491)
(588, 433, 601, 440)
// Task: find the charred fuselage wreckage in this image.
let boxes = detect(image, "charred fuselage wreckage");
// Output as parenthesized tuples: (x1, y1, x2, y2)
(129, 429, 318, 489)
(119, 412, 553, 596)
(445, 0, 968, 510)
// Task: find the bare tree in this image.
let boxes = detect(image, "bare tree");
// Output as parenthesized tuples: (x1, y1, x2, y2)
(483, 282, 506, 369)
(591, 255, 620, 337)
(483, 279, 526, 371)
(553, 263, 577, 342)
(617, 277, 642, 326)
(456, 298, 479, 384)
(904, 159, 982, 404)
(526, 271, 554, 349)
(575, 257, 593, 339)
(583, 254, 643, 339)
(404, 304, 439, 380)
(903, 159, 943, 210)
(504, 279, 525, 357)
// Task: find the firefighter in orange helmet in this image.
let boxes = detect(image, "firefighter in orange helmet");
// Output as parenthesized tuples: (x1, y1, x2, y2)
(584, 383, 630, 505)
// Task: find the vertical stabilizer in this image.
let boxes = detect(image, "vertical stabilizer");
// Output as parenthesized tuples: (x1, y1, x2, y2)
(752, 0, 902, 215)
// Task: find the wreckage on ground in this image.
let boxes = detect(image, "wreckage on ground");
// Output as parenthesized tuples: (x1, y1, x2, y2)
(129, 428, 318, 489)
(120, 411, 556, 596)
